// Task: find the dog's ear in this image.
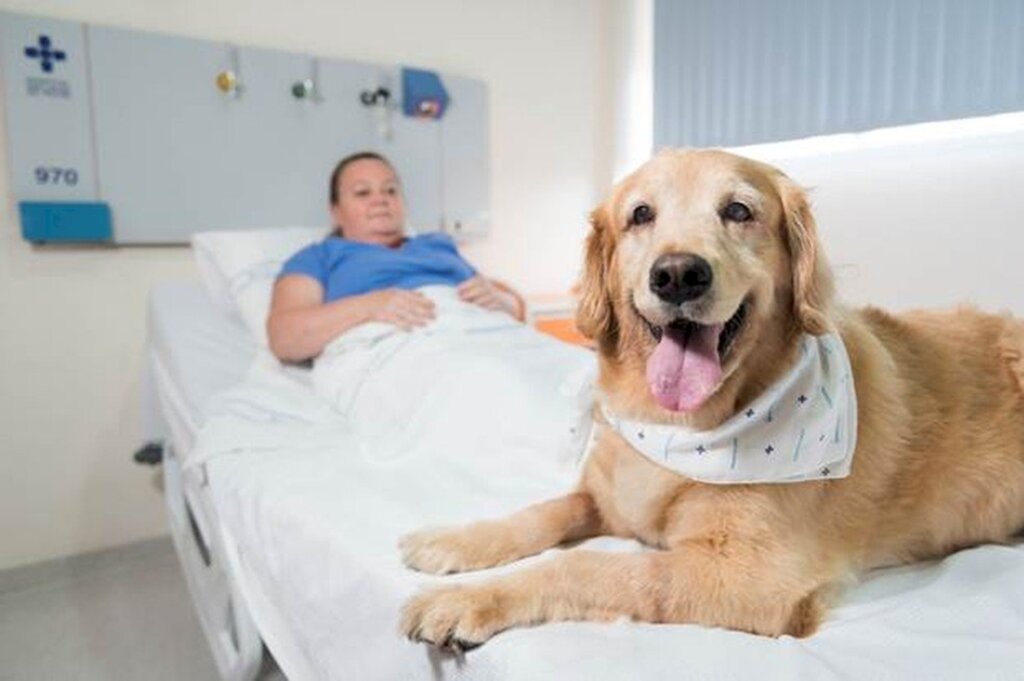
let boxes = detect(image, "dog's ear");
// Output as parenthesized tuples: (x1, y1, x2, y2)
(575, 205, 619, 351)
(778, 176, 834, 335)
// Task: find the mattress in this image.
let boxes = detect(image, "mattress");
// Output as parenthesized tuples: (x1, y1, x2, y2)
(206, 429, 1024, 681)
(143, 280, 256, 456)
(188, 311, 1024, 680)
(146, 281, 1024, 680)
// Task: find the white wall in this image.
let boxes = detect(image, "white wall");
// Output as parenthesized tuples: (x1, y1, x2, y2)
(604, 0, 652, 184)
(0, 0, 613, 570)
(742, 129, 1024, 316)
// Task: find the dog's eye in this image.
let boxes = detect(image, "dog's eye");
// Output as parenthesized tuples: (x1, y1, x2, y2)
(629, 203, 655, 227)
(722, 202, 753, 223)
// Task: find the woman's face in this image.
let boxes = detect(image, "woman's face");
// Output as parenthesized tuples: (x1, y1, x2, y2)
(331, 158, 406, 246)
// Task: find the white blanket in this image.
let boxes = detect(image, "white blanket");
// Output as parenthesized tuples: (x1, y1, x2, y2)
(310, 286, 594, 474)
(188, 289, 1024, 681)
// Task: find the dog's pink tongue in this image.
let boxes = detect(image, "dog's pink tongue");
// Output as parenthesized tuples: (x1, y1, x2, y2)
(646, 324, 724, 412)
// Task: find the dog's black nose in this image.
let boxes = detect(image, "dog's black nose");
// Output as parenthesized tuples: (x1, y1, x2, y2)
(649, 253, 713, 304)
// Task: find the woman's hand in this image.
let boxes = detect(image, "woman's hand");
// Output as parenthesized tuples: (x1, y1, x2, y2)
(457, 276, 521, 318)
(366, 288, 436, 330)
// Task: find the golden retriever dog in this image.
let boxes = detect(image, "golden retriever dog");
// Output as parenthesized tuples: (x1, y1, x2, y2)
(399, 149, 1024, 649)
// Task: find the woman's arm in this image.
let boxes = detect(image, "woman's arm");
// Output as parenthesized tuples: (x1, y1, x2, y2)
(267, 275, 435, 362)
(491, 279, 526, 321)
(456, 275, 526, 321)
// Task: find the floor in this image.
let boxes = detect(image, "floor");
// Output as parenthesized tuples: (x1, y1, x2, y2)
(0, 537, 284, 681)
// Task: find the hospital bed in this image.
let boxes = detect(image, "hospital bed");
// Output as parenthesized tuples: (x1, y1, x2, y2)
(144, 272, 1024, 681)
(143, 126, 1024, 680)
(144, 281, 264, 680)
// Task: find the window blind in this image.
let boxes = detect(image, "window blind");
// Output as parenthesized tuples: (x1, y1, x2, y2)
(654, 0, 1024, 147)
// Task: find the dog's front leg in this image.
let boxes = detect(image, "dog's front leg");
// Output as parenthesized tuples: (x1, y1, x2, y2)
(400, 491, 602, 574)
(401, 545, 822, 649)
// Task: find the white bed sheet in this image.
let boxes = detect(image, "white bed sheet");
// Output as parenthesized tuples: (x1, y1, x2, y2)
(213, 455, 1024, 681)
(144, 280, 314, 456)
(185, 305, 1024, 681)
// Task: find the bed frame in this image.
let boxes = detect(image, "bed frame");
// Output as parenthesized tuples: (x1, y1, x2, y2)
(163, 442, 264, 681)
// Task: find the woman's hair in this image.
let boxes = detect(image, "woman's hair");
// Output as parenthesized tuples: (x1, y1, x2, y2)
(328, 151, 394, 205)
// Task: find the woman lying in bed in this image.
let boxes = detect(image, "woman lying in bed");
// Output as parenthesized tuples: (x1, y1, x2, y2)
(267, 152, 525, 362)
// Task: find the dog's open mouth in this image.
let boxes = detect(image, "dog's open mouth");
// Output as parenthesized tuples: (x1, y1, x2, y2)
(638, 299, 749, 413)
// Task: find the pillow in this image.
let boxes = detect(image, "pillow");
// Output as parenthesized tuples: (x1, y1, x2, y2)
(191, 227, 327, 345)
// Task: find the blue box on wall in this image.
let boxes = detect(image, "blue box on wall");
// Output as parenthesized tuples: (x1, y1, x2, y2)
(19, 202, 113, 243)
(401, 68, 450, 119)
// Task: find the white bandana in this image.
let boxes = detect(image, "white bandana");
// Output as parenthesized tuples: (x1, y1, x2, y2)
(600, 334, 857, 484)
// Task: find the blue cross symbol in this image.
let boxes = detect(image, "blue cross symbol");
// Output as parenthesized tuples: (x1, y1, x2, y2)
(695, 444, 706, 455)
(821, 466, 831, 476)
(764, 444, 774, 455)
(24, 35, 66, 74)
(745, 408, 755, 418)
(797, 394, 807, 405)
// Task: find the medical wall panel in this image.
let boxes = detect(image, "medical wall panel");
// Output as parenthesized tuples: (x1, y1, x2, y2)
(0, 14, 108, 241)
(0, 12, 489, 244)
(440, 74, 490, 239)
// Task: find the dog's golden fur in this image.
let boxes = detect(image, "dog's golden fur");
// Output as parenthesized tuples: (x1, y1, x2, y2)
(400, 149, 1024, 647)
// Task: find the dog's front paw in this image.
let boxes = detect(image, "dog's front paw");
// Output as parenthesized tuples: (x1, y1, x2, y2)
(400, 585, 509, 651)
(399, 526, 494, 574)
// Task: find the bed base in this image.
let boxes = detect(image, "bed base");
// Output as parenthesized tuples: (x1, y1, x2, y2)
(163, 442, 264, 681)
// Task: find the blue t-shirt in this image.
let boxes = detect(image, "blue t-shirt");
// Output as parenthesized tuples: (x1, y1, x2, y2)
(279, 232, 477, 302)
